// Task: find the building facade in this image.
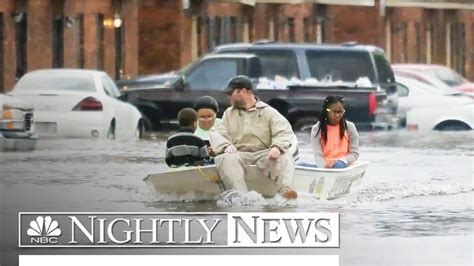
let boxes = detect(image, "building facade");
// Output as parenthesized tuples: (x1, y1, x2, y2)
(0, 0, 472, 92)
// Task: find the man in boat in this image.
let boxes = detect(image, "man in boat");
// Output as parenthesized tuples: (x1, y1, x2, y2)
(210, 75, 297, 200)
(165, 108, 209, 167)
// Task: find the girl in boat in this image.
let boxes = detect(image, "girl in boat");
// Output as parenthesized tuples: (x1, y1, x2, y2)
(310, 95, 359, 168)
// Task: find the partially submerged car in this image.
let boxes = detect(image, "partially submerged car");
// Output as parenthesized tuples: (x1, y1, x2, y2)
(10, 69, 144, 139)
(393, 64, 472, 97)
(396, 75, 473, 128)
(0, 93, 37, 151)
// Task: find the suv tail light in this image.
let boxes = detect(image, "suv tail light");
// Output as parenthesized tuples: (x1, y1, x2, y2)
(72, 97, 103, 111)
(369, 92, 376, 115)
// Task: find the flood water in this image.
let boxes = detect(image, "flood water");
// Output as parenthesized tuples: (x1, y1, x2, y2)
(1, 130, 473, 265)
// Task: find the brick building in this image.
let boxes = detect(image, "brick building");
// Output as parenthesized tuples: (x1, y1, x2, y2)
(0, 0, 472, 92)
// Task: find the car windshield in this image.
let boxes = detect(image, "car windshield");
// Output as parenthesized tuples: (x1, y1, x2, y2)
(14, 72, 96, 92)
(424, 68, 465, 87)
(306, 50, 376, 83)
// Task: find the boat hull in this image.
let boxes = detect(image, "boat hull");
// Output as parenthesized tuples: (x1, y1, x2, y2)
(144, 161, 369, 201)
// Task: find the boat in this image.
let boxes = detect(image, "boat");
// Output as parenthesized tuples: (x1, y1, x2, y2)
(144, 161, 369, 201)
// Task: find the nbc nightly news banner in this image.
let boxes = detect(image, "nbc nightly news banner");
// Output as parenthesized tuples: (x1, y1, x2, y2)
(19, 212, 339, 248)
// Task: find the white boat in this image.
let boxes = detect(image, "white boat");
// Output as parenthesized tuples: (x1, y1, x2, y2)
(144, 161, 369, 201)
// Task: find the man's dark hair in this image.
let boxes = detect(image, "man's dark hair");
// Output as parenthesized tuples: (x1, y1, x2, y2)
(178, 108, 197, 128)
(225, 75, 256, 94)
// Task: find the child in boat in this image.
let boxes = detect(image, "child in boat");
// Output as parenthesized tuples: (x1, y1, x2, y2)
(193, 96, 222, 158)
(310, 95, 359, 168)
(165, 108, 209, 167)
(193, 96, 222, 141)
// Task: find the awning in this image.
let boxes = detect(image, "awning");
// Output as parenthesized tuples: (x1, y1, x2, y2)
(385, 0, 474, 10)
(208, 0, 375, 6)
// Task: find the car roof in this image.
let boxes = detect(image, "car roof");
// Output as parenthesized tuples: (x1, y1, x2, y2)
(203, 53, 257, 59)
(24, 68, 107, 78)
(392, 64, 451, 70)
(215, 41, 383, 53)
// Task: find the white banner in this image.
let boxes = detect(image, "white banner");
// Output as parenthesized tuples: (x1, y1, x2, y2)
(19, 255, 340, 266)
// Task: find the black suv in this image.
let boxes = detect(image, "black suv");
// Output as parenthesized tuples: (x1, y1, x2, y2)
(214, 41, 398, 115)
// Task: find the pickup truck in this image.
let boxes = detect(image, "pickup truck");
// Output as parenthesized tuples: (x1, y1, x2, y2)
(118, 42, 398, 131)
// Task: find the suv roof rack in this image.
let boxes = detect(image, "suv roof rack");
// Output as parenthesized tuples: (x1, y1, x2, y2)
(341, 41, 358, 46)
(253, 39, 275, 45)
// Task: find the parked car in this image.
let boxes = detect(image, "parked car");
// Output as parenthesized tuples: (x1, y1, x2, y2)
(118, 42, 399, 130)
(454, 82, 474, 98)
(406, 104, 473, 131)
(10, 69, 144, 139)
(0, 93, 37, 151)
(215, 41, 399, 112)
(396, 75, 473, 127)
(393, 64, 467, 85)
(119, 53, 397, 131)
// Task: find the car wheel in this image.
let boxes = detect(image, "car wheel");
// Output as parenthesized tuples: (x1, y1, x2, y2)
(435, 121, 471, 131)
(135, 120, 144, 139)
(107, 120, 116, 139)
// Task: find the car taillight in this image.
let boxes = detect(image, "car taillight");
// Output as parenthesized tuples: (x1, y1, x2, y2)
(72, 97, 103, 111)
(369, 92, 376, 115)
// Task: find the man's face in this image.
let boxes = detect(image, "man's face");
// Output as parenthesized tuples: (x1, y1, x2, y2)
(228, 88, 246, 108)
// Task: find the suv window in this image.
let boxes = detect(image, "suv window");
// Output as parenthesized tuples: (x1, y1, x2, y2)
(186, 58, 238, 90)
(373, 52, 394, 84)
(249, 49, 299, 79)
(306, 50, 376, 83)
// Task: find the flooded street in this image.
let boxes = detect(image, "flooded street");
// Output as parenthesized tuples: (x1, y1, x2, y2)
(1, 130, 473, 265)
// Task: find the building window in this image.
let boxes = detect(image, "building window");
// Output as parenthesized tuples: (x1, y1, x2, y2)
(0, 13, 3, 92)
(401, 22, 408, 63)
(229, 16, 238, 43)
(451, 22, 465, 76)
(96, 14, 105, 70)
(115, 19, 124, 79)
(426, 22, 433, 64)
(74, 14, 84, 68)
(315, 5, 327, 44)
(15, 12, 27, 80)
(52, 16, 64, 68)
(207, 16, 216, 50)
(287, 17, 295, 42)
(196, 16, 203, 56)
(415, 22, 421, 62)
(303, 17, 310, 42)
(206, 16, 239, 50)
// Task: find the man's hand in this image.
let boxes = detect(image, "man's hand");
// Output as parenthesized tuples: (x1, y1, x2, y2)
(208, 147, 216, 157)
(266, 146, 282, 160)
(224, 144, 238, 153)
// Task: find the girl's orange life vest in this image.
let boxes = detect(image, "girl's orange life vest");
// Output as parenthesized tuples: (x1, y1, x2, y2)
(321, 124, 349, 166)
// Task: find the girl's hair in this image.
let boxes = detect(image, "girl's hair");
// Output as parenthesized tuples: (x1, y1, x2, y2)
(317, 95, 347, 143)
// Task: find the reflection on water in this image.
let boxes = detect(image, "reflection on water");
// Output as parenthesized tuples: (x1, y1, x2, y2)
(1, 130, 473, 264)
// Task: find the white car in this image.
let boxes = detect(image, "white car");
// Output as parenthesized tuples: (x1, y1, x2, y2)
(0, 94, 38, 150)
(406, 104, 473, 131)
(10, 69, 144, 139)
(395, 75, 472, 126)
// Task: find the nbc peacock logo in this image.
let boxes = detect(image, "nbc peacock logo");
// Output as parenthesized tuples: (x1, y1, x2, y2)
(27, 216, 62, 244)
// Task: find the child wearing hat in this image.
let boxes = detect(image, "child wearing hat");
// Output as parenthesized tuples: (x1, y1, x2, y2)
(193, 96, 222, 142)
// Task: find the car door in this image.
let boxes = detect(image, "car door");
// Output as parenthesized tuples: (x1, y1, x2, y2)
(101, 75, 137, 135)
(169, 57, 242, 116)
